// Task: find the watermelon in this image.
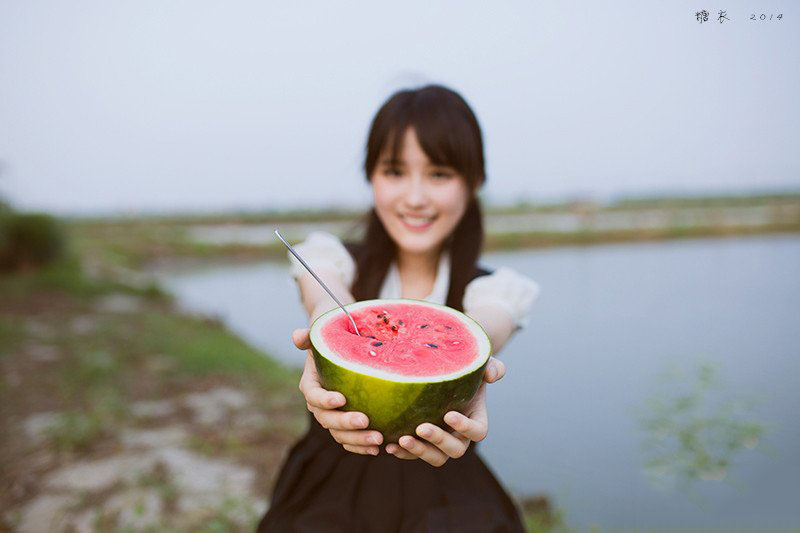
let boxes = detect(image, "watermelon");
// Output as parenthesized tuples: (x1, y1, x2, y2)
(309, 298, 492, 443)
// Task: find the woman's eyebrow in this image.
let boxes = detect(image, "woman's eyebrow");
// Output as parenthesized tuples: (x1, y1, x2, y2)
(379, 158, 403, 165)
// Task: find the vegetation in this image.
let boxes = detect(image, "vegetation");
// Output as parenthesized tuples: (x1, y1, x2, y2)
(0, 211, 66, 272)
(636, 362, 766, 500)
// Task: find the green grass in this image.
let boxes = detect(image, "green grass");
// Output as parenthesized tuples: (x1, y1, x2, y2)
(0, 315, 25, 359)
(0, 253, 167, 301)
(136, 311, 298, 388)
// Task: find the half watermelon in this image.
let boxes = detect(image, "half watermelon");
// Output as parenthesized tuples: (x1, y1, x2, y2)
(309, 299, 492, 443)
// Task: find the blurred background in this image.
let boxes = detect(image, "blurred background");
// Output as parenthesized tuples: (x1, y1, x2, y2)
(1, 1, 798, 531)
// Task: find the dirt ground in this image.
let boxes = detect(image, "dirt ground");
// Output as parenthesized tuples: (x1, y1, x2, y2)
(0, 282, 306, 532)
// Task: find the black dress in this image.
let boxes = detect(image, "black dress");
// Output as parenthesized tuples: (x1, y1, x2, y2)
(258, 263, 526, 533)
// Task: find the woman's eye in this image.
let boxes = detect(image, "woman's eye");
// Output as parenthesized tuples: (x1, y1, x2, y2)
(432, 170, 454, 179)
(385, 167, 402, 177)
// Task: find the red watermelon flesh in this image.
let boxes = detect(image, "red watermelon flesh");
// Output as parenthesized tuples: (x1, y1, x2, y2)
(320, 303, 478, 377)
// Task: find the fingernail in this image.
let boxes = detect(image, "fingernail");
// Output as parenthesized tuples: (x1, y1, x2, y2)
(368, 435, 380, 445)
(445, 413, 458, 425)
(370, 448, 379, 456)
(418, 426, 432, 438)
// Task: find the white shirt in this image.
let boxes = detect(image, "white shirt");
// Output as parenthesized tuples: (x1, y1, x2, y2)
(287, 231, 540, 329)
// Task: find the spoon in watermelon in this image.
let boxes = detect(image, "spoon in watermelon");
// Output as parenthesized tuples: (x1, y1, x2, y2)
(274, 229, 362, 336)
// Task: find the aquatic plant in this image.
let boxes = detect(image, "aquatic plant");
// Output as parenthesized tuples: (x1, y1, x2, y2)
(636, 361, 766, 497)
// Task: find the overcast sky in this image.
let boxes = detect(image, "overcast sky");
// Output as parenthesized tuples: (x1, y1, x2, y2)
(1, 1, 798, 215)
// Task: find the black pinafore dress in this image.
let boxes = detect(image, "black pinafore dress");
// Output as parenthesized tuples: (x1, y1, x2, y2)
(257, 264, 526, 533)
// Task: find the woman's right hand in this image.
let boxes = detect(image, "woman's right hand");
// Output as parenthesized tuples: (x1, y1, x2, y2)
(294, 328, 384, 456)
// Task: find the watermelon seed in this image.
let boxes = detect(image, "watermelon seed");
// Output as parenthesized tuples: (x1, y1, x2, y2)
(369, 350, 377, 356)
(398, 320, 404, 325)
(419, 324, 428, 329)
(391, 325, 398, 331)
(383, 317, 389, 324)
(445, 326, 452, 330)
(372, 342, 383, 347)
(367, 335, 376, 339)
(376, 314, 383, 318)
(425, 343, 439, 349)
(453, 341, 460, 345)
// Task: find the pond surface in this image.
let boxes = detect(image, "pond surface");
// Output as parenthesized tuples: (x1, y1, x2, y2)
(157, 235, 800, 529)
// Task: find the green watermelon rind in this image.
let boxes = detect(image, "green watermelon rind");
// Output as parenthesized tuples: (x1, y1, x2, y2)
(309, 298, 492, 443)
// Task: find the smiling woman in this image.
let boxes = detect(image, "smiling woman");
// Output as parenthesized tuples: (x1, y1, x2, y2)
(258, 85, 540, 532)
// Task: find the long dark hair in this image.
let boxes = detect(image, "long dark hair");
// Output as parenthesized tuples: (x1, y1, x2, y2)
(346, 85, 486, 311)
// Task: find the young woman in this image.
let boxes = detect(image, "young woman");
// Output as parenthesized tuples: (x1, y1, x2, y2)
(258, 85, 539, 532)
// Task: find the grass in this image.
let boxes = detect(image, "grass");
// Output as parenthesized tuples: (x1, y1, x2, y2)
(136, 311, 298, 388)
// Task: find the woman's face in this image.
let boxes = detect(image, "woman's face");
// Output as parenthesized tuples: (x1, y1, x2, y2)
(371, 127, 472, 258)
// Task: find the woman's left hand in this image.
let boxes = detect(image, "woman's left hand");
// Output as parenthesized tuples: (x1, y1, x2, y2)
(384, 356, 506, 467)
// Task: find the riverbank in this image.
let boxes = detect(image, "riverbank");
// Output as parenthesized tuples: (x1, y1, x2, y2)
(67, 193, 800, 275)
(0, 258, 306, 530)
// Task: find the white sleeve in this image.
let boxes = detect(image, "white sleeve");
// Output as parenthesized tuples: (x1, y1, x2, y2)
(463, 267, 541, 330)
(287, 231, 356, 289)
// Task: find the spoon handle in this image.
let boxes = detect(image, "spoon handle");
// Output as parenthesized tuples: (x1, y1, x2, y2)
(274, 230, 362, 336)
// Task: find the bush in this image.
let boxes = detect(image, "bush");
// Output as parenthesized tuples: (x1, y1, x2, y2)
(0, 212, 66, 272)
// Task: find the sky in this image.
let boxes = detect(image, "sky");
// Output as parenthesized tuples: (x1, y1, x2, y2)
(1, 1, 798, 215)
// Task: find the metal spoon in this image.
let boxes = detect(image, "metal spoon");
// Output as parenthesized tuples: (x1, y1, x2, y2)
(274, 230, 362, 336)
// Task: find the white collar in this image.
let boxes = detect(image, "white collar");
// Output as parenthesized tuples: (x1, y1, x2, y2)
(379, 250, 451, 305)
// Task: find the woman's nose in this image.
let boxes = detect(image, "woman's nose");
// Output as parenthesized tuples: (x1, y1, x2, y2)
(403, 174, 428, 207)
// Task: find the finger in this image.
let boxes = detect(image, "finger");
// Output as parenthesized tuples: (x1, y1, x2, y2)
(312, 409, 369, 431)
(342, 444, 380, 456)
(292, 328, 311, 350)
(483, 357, 506, 384)
(385, 443, 418, 460)
(415, 423, 470, 459)
(330, 427, 382, 446)
(299, 353, 345, 409)
(444, 410, 488, 443)
(398, 436, 449, 467)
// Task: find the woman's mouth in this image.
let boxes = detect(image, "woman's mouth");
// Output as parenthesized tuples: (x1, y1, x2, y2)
(400, 214, 436, 232)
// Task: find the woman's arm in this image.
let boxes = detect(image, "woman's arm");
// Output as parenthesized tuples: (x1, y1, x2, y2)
(465, 303, 516, 356)
(296, 265, 356, 322)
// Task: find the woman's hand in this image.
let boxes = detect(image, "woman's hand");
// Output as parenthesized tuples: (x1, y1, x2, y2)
(294, 328, 384, 456)
(384, 357, 506, 467)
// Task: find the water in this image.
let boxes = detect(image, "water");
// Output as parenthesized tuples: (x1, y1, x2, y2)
(156, 235, 800, 529)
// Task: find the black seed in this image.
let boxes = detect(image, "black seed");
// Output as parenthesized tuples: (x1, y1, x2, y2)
(398, 320, 404, 326)
(377, 314, 383, 318)
(373, 342, 383, 347)
(419, 324, 428, 329)
(391, 325, 398, 331)
(367, 335, 376, 339)
(383, 318, 389, 324)
(425, 343, 439, 349)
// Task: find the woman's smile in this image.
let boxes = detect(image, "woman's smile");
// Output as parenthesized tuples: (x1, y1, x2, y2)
(399, 213, 438, 232)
